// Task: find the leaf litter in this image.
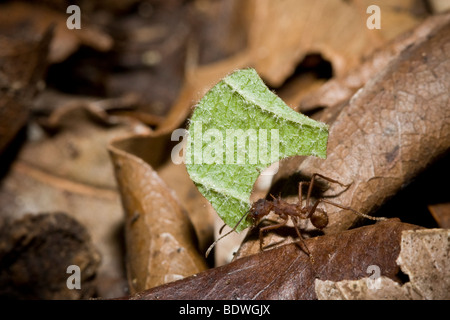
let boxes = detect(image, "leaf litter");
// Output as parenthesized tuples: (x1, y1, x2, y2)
(0, 0, 448, 300)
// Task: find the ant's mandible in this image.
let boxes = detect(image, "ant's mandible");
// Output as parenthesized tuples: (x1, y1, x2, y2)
(206, 173, 387, 260)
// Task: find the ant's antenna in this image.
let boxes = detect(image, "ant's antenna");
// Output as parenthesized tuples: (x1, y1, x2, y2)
(205, 209, 250, 258)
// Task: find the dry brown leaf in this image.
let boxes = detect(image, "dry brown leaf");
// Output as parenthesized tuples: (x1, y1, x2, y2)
(31, 89, 141, 127)
(0, 106, 146, 298)
(104, 110, 216, 259)
(108, 136, 208, 294)
(0, 25, 51, 154)
(428, 203, 450, 228)
(122, 219, 420, 300)
(0, 2, 113, 64)
(20, 98, 147, 189)
(245, 0, 426, 87)
(157, 160, 215, 255)
(300, 13, 450, 112)
(315, 228, 450, 299)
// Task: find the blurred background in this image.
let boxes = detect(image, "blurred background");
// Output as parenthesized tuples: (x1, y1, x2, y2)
(0, 0, 448, 299)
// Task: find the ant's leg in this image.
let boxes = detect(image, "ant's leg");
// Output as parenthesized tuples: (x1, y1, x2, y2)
(291, 216, 313, 261)
(311, 173, 350, 188)
(258, 215, 288, 251)
(306, 173, 351, 207)
(305, 175, 317, 208)
(298, 181, 309, 207)
(313, 198, 387, 221)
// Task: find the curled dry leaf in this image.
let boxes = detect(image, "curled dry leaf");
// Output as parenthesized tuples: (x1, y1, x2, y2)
(103, 31, 218, 284)
(108, 137, 208, 294)
(157, 161, 215, 255)
(32, 89, 141, 130)
(300, 13, 450, 112)
(123, 219, 420, 300)
(315, 228, 450, 299)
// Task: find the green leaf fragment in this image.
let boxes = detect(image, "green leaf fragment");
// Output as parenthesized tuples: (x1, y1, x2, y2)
(185, 68, 328, 232)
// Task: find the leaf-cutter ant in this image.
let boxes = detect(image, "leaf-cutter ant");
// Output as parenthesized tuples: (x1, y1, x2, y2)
(206, 173, 387, 260)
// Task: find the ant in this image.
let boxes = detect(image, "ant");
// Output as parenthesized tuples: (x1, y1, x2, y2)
(206, 173, 387, 260)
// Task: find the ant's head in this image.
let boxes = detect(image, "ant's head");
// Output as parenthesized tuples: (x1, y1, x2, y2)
(310, 208, 328, 229)
(249, 199, 273, 223)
